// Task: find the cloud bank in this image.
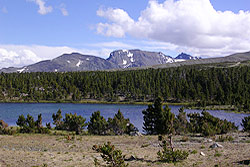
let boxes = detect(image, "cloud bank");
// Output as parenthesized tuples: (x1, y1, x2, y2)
(0, 45, 119, 69)
(0, 45, 77, 68)
(97, 0, 250, 57)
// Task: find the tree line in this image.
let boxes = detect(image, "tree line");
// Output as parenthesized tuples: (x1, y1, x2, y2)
(12, 109, 138, 135)
(0, 65, 250, 111)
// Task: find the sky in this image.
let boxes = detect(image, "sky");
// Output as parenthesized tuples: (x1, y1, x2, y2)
(0, 0, 250, 68)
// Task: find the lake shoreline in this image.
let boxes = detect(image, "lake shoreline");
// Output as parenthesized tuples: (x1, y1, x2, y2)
(187, 105, 250, 114)
(0, 99, 191, 106)
(1, 100, 249, 114)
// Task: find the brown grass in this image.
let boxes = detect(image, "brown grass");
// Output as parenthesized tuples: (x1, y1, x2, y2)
(0, 133, 249, 167)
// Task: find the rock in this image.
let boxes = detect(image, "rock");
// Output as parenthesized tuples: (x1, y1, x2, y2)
(125, 155, 136, 161)
(130, 131, 142, 136)
(200, 152, 206, 156)
(207, 139, 213, 143)
(210, 143, 223, 148)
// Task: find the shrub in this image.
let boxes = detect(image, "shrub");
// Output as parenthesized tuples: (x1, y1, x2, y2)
(216, 135, 234, 142)
(157, 135, 189, 163)
(46, 122, 52, 129)
(16, 114, 50, 134)
(214, 151, 222, 157)
(63, 113, 87, 135)
(17, 114, 35, 133)
(0, 120, 8, 128)
(241, 116, 250, 133)
(52, 110, 87, 134)
(188, 111, 237, 136)
(190, 150, 197, 154)
(0, 120, 16, 135)
(92, 142, 128, 167)
(88, 111, 108, 135)
(108, 110, 137, 135)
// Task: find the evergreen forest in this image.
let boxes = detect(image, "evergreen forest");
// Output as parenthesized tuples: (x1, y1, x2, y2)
(0, 65, 249, 111)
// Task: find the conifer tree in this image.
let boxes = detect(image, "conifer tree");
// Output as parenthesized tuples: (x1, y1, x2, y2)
(88, 111, 108, 135)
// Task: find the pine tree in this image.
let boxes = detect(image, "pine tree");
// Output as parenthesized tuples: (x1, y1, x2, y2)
(36, 114, 42, 129)
(142, 97, 175, 135)
(174, 107, 188, 135)
(108, 110, 130, 135)
(52, 109, 63, 130)
(88, 111, 108, 135)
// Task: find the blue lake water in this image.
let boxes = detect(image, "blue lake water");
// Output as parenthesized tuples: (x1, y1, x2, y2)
(0, 103, 249, 132)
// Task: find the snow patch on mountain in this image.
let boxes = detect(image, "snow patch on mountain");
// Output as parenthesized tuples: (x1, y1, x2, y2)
(76, 60, 82, 67)
(122, 50, 129, 53)
(127, 52, 133, 58)
(123, 59, 127, 65)
(165, 57, 174, 63)
(17, 67, 26, 73)
(174, 59, 186, 62)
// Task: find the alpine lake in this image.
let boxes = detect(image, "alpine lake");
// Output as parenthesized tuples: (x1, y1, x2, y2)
(0, 103, 249, 132)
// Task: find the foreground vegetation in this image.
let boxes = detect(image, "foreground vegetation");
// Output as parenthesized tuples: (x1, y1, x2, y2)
(0, 65, 250, 112)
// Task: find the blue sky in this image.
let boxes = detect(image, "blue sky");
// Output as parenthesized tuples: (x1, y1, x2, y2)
(0, 0, 250, 68)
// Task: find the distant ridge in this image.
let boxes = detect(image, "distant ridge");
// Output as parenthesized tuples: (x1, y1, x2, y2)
(175, 53, 201, 60)
(1, 50, 250, 73)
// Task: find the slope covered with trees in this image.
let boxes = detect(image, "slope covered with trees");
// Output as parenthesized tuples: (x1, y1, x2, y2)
(0, 65, 249, 111)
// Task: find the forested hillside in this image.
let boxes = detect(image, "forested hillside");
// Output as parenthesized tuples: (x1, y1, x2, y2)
(0, 65, 250, 111)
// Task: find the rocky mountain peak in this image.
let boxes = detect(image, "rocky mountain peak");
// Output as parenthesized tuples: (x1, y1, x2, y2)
(175, 52, 201, 60)
(107, 49, 174, 68)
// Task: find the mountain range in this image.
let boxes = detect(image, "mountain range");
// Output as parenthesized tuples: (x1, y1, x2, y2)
(1, 49, 250, 73)
(0, 49, 200, 73)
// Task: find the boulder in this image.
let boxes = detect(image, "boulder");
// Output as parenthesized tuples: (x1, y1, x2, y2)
(130, 131, 142, 136)
(200, 152, 206, 156)
(210, 143, 223, 148)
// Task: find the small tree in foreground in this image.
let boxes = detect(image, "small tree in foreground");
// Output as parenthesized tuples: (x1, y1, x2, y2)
(63, 113, 87, 135)
(188, 111, 237, 136)
(108, 110, 137, 135)
(88, 111, 108, 135)
(52, 109, 63, 130)
(16, 114, 49, 133)
(174, 107, 189, 135)
(157, 135, 189, 163)
(92, 142, 128, 167)
(142, 97, 175, 135)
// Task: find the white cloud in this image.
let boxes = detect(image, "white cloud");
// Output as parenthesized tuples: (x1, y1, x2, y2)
(97, 0, 250, 57)
(97, 8, 135, 37)
(0, 48, 40, 69)
(28, 0, 53, 15)
(59, 3, 68, 16)
(0, 45, 79, 68)
(0, 45, 119, 68)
